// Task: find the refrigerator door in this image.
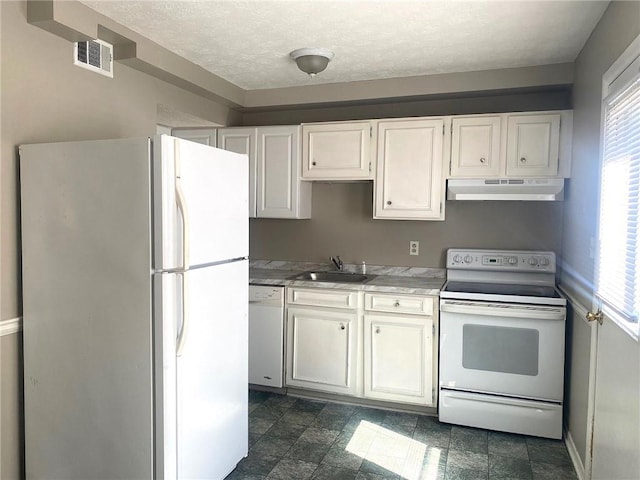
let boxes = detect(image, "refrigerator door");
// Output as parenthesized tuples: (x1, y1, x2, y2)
(156, 260, 248, 479)
(153, 135, 249, 271)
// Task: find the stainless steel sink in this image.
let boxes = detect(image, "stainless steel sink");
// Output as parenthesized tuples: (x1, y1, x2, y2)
(291, 271, 375, 283)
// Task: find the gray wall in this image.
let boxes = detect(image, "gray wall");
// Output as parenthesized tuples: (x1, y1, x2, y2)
(0, 1, 240, 477)
(1, 333, 23, 480)
(560, 0, 640, 469)
(250, 182, 564, 267)
(0, 0, 240, 321)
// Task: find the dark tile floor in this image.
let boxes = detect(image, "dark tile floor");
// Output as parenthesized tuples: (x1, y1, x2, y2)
(225, 390, 577, 480)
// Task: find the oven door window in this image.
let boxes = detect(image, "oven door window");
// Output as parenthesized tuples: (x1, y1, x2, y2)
(462, 324, 539, 376)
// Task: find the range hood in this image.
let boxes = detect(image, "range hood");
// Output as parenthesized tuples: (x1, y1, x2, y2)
(447, 178, 564, 201)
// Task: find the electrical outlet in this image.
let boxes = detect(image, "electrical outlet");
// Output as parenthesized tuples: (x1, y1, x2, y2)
(409, 240, 419, 256)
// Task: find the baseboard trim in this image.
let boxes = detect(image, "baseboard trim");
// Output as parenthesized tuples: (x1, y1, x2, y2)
(565, 427, 586, 480)
(0, 317, 22, 337)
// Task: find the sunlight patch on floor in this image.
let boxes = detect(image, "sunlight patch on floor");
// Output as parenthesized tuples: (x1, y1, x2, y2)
(345, 420, 443, 480)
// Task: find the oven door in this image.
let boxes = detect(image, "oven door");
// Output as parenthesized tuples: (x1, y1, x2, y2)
(439, 299, 566, 402)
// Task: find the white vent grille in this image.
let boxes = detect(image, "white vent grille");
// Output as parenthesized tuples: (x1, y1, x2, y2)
(74, 39, 113, 77)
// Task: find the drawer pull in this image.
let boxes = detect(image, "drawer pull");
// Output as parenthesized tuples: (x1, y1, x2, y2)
(394, 301, 400, 307)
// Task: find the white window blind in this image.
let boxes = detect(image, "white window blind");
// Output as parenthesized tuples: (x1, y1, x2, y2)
(596, 65, 640, 333)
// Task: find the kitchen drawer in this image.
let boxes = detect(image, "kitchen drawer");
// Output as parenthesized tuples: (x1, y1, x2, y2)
(287, 287, 360, 310)
(364, 293, 434, 316)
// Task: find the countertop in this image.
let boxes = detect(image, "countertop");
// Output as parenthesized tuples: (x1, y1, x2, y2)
(249, 260, 445, 296)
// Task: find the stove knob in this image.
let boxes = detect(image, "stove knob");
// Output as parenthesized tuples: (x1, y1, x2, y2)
(453, 254, 462, 263)
(540, 257, 550, 266)
(508, 256, 518, 265)
(528, 257, 538, 266)
(464, 255, 473, 264)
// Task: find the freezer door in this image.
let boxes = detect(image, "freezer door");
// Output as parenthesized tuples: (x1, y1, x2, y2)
(153, 135, 249, 270)
(158, 260, 248, 479)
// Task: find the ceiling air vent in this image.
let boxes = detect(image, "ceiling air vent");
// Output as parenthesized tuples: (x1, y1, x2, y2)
(74, 39, 113, 77)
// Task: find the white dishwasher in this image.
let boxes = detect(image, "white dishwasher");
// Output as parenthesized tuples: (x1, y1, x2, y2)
(248, 285, 285, 388)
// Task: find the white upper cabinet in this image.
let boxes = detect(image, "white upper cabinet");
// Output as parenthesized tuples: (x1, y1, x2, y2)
(171, 128, 217, 147)
(256, 126, 311, 219)
(217, 128, 257, 217)
(451, 116, 501, 177)
(374, 118, 446, 221)
(301, 122, 373, 180)
(506, 114, 560, 177)
(218, 126, 311, 219)
(448, 111, 570, 179)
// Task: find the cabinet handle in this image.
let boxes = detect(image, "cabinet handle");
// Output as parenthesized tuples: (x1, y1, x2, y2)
(520, 157, 527, 163)
(339, 323, 346, 330)
(312, 161, 317, 166)
(375, 327, 380, 334)
(480, 157, 486, 164)
(394, 301, 400, 307)
(386, 200, 392, 205)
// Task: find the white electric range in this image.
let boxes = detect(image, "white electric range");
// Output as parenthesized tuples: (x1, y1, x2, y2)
(439, 249, 566, 439)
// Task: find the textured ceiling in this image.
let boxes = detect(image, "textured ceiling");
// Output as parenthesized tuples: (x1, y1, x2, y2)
(80, 0, 609, 91)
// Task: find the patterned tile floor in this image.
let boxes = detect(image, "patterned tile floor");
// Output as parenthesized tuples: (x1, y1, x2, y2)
(224, 390, 577, 480)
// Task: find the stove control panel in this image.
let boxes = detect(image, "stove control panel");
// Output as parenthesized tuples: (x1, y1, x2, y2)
(447, 249, 556, 272)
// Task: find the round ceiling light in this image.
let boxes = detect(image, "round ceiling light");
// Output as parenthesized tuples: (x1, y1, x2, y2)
(290, 48, 334, 77)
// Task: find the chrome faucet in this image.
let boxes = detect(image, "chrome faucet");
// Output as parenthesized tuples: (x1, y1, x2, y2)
(330, 256, 344, 271)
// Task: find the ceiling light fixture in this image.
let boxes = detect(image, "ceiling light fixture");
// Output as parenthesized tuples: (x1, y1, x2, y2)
(290, 48, 334, 77)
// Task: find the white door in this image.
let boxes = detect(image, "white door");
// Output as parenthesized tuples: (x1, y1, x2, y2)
(153, 135, 248, 270)
(256, 126, 300, 218)
(450, 116, 501, 177)
(589, 41, 640, 480)
(217, 128, 257, 218)
(374, 118, 445, 220)
(590, 321, 640, 479)
(176, 260, 248, 480)
(505, 114, 560, 177)
(286, 306, 358, 395)
(364, 314, 433, 405)
(302, 122, 373, 180)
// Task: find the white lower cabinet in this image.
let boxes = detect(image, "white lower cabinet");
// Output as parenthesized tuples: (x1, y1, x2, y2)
(285, 286, 438, 407)
(363, 292, 437, 406)
(363, 313, 433, 406)
(286, 306, 360, 396)
(286, 287, 361, 396)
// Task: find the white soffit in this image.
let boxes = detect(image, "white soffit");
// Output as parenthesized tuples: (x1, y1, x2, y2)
(79, 0, 609, 91)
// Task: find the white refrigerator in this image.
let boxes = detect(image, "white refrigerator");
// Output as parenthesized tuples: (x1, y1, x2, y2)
(20, 135, 249, 479)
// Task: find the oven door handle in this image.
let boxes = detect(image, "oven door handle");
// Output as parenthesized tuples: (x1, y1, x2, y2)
(440, 300, 565, 320)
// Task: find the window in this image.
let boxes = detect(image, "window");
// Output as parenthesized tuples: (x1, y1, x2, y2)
(596, 39, 640, 339)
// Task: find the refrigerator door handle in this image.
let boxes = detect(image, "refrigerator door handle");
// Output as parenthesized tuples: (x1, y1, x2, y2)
(176, 272, 190, 356)
(175, 143, 191, 270)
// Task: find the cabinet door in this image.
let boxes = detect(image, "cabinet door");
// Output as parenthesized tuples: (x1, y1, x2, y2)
(364, 314, 433, 405)
(256, 126, 309, 219)
(218, 128, 257, 218)
(302, 122, 373, 180)
(171, 128, 217, 147)
(451, 116, 501, 177)
(506, 114, 560, 177)
(286, 306, 358, 396)
(374, 119, 445, 220)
